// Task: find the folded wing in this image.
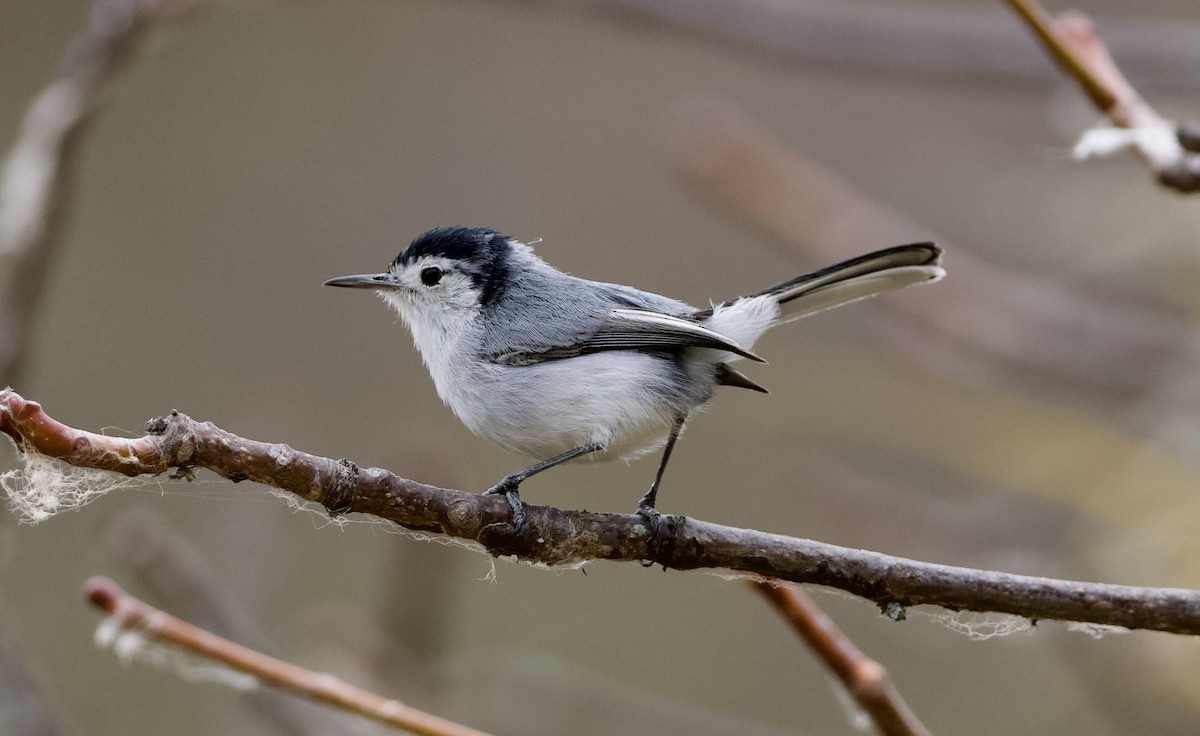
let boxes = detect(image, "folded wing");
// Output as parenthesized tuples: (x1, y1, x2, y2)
(489, 308, 763, 365)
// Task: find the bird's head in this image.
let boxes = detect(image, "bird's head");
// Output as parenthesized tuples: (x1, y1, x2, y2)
(324, 226, 517, 315)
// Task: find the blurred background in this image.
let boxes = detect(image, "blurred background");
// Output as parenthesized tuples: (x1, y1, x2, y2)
(2, 0, 1200, 734)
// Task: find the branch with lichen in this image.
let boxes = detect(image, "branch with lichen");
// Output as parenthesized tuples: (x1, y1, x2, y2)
(85, 576, 493, 736)
(1005, 0, 1200, 192)
(5, 389, 1200, 636)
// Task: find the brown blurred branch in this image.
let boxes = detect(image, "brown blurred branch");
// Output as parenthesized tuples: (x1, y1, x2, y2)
(750, 581, 930, 736)
(1005, 0, 1200, 192)
(0, 4, 202, 732)
(84, 576, 494, 736)
(0, 0, 202, 384)
(104, 510, 324, 736)
(660, 96, 1197, 397)
(1004, 0, 1111, 110)
(6, 390, 1200, 636)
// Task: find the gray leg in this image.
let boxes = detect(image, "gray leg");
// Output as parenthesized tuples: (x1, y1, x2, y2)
(485, 442, 604, 533)
(636, 416, 686, 533)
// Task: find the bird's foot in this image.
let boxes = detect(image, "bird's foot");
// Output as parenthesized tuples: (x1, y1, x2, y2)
(636, 500, 664, 567)
(484, 479, 525, 535)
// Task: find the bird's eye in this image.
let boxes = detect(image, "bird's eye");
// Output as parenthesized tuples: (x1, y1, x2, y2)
(420, 266, 444, 286)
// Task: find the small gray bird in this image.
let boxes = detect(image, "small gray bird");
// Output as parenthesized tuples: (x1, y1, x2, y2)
(325, 227, 943, 532)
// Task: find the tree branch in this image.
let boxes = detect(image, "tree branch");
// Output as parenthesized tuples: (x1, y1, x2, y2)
(4, 388, 1200, 635)
(659, 96, 1198, 397)
(84, 576, 493, 736)
(103, 509, 328, 736)
(1005, 0, 1200, 192)
(0, 0, 204, 384)
(750, 581, 930, 736)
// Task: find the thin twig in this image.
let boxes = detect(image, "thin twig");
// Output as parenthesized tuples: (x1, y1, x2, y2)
(0, 0, 202, 384)
(750, 581, 930, 736)
(104, 509, 325, 736)
(84, 576, 494, 736)
(1004, 0, 1200, 192)
(0, 4, 204, 731)
(1004, 0, 1112, 110)
(660, 96, 1198, 395)
(5, 390, 1200, 635)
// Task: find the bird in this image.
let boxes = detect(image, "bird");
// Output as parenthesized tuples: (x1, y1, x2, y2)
(325, 226, 943, 533)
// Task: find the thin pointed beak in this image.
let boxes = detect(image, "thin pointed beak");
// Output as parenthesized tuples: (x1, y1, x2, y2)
(323, 273, 401, 290)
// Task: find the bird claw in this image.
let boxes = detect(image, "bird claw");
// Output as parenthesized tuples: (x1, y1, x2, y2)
(636, 501, 664, 567)
(484, 480, 525, 535)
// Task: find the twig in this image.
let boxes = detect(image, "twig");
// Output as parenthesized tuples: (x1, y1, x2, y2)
(6, 390, 1200, 636)
(84, 576, 494, 736)
(1004, 0, 1111, 109)
(660, 96, 1198, 395)
(750, 581, 930, 736)
(1004, 0, 1200, 192)
(0, 4, 203, 731)
(104, 509, 325, 736)
(0, 0, 202, 384)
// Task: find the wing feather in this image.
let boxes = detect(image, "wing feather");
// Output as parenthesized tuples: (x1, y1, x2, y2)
(594, 309, 764, 362)
(488, 308, 763, 365)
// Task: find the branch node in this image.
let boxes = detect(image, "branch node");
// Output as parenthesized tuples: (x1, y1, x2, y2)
(646, 513, 687, 567)
(1157, 159, 1200, 193)
(170, 467, 197, 482)
(1178, 123, 1200, 153)
(882, 601, 906, 622)
(84, 575, 119, 612)
(446, 497, 484, 537)
(156, 411, 195, 466)
(325, 458, 360, 515)
(849, 660, 888, 700)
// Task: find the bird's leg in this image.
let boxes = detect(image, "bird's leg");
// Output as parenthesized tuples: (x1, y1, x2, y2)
(485, 442, 604, 533)
(636, 415, 686, 541)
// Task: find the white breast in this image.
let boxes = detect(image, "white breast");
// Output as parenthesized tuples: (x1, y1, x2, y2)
(389, 294, 705, 461)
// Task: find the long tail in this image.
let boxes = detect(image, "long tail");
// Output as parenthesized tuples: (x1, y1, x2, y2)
(750, 242, 943, 324)
(702, 242, 942, 393)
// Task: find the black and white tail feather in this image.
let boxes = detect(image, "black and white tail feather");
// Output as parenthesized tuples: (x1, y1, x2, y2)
(699, 243, 942, 394)
(723, 242, 943, 324)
